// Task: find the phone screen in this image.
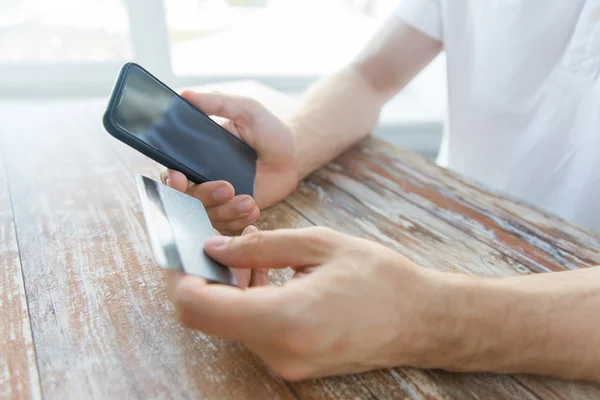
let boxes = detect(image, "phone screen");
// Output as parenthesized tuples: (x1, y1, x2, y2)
(110, 65, 257, 196)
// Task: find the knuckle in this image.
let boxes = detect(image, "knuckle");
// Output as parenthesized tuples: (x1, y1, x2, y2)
(213, 95, 227, 116)
(242, 231, 267, 263)
(301, 226, 336, 247)
(244, 97, 262, 110)
(240, 97, 263, 120)
(247, 208, 260, 222)
(189, 185, 211, 200)
(228, 218, 253, 234)
(206, 208, 226, 223)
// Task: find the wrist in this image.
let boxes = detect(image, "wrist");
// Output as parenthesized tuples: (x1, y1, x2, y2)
(286, 118, 316, 183)
(405, 273, 545, 375)
(391, 270, 483, 370)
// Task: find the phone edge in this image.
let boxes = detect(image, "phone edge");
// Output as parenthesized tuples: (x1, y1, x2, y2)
(102, 63, 211, 185)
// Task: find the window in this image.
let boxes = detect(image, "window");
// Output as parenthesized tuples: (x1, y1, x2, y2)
(0, 0, 445, 156)
(0, 0, 131, 62)
(0, 0, 135, 95)
(165, 0, 396, 78)
(0, 0, 401, 95)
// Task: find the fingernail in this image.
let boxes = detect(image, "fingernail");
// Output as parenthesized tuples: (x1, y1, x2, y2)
(242, 225, 257, 235)
(248, 208, 260, 221)
(213, 186, 230, 201)
(237, 199, 253, 213)
(165, 177, 170, 186)
(205, 236, 231, 249)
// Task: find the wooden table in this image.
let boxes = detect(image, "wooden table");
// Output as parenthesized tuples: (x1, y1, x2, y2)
(2, 82, 599, 400)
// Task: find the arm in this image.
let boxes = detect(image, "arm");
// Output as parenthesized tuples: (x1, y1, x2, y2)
(160, 17, 441, 231)
(167, 227, 600, 382)
(289, 18, 442, 179)
(436, 267, 600, 380)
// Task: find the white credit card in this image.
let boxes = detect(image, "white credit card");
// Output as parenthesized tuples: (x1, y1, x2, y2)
(134, 174, 237, 286)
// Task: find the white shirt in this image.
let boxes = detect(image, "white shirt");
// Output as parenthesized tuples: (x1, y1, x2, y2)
(396, 0, 600, 231)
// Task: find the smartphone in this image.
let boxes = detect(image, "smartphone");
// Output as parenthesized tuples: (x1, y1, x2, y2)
(103, 62, 257, 196)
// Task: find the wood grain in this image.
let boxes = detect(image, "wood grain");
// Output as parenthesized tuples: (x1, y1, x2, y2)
(355, 139, 600, 270)
(284, 157, 600, 399)
(0, 100, 296, 400)
(281, 175, 541, 399)
(2, 81, 599, 399)
(0, 129, 41, 400)
(232, 82, 599, 399)
(53, 97, 534, 399)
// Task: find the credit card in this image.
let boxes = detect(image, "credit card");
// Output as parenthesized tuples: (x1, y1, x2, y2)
(134, 174, 237, 286)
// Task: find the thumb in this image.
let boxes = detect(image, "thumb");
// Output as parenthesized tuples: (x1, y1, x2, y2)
(160, 169, 188, 192)
(205, 227, 339, 270)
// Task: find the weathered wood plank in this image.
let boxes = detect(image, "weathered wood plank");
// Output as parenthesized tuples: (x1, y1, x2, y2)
(285, 168, 600, 399)
(4, 81, 597, 399)
(91, 92, 522, 398)
(235, 84, 600, 398)
(282, 179, 538, 398)
(352, 139, 600, 269)
(327, 142, 600, 399)
(293, 369, 541, 400)
(0, 134, 42, 400)
(515, 375, 600, 400)
(150, 82, 600, 398)
(298, 173, 530, 276)
(0, 100, 297, 400)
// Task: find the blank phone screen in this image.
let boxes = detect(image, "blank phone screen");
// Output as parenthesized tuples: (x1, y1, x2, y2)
(111, 65, 257, 196)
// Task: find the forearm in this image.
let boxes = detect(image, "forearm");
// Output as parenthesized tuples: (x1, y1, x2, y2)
(425, 267, 600, 381)
(288, 66, 389, 180)
(287, 18, 442, 181)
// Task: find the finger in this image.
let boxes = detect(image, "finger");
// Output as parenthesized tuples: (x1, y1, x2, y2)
(231, 225, 258, 288)
(221, 118, 240, 136)
(180, 90, 259, 123)
(212, 207, 260, 233)
(205, 227, 340, 270)
(172, 274, 291, 341)
(232, 268, 251, 289)
(161, 169, 189, 192)
(241, 225, 270, 287)
(250, 268, 270, 287)
(165, 270, 187, 301)
(186, 181, 235, 208)
(206, 195, 255, 221)
(242, 225, 259, 235)
(160, 169, 168, 184)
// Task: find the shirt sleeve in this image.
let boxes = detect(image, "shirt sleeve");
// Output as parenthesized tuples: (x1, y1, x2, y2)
(395, 0, 443, 42)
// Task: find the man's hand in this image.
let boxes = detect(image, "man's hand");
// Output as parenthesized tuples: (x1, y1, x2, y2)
(166, 227, 600, 382)
(221, 225, 270, 288)
(165, 227, 445, 380)
(161, 90, 298, 232)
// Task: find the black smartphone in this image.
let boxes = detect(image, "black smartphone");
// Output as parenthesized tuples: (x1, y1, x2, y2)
(103, 62, 257, 196)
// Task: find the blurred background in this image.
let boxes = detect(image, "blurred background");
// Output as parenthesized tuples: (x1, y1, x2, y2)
(0, 0, 445, 158)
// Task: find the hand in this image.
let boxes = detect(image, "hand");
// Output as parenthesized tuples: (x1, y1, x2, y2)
(161, 90, 298, 232)
(165, 227, 451, 381)
(221, 225, 270, 288)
